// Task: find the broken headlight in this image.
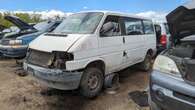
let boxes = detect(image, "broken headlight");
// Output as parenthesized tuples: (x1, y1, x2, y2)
(153, 55, 181, 76)
(50, 51, 74, 69)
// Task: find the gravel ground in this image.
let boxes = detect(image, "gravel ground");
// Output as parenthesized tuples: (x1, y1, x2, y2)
(0, 59, 150, 110)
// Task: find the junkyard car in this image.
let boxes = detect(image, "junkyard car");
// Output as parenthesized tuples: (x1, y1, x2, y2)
(149, 1, 195, 110)
(0, 16, 61, 58)
(0, 25, 9, 40)
(24, 11, 156, 98)
(154, 23, 171, 54)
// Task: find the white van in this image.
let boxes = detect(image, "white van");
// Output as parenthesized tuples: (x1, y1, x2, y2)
(24, 11, 156, 98)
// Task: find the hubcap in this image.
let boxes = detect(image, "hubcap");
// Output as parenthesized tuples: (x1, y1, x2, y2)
(88, 74, 99, 90)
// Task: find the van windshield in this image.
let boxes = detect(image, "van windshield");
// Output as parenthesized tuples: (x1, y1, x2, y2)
(53, 12, 103, 34)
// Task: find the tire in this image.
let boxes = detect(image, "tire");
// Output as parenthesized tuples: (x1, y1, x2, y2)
(79, 67, 104, 98)
(139, 53, 152, 71)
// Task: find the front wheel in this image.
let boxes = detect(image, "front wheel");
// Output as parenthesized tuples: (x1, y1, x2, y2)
(79, 67, 104, 98)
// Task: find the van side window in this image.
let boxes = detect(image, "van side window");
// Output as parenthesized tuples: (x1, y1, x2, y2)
(143, 20, 154, 34)
(123, 18, 144, 35)
(100, 15, 121, 37)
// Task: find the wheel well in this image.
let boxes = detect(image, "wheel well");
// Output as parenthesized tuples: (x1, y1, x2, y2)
(86, 60, 105, 74)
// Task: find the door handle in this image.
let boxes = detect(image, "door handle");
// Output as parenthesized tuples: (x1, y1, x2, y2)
(123, 51, 127, 57)
(123, 37, 125, 43)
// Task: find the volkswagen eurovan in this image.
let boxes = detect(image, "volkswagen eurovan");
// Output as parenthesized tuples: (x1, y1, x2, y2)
(24, 11, 156, 98)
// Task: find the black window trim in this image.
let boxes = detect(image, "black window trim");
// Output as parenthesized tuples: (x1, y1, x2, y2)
(99, 15, 125, 37)
(99, 15, 154, 37)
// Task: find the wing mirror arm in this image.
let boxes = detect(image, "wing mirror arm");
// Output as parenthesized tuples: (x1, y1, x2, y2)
(100, 22, 115, 37)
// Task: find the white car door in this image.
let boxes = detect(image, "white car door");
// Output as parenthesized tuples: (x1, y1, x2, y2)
(98, 15, 124, 73)
(122, 17, 145, 66)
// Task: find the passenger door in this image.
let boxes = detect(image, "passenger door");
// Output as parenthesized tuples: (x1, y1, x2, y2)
(122, 17, 145, 66)
(98, 15, 124, 73)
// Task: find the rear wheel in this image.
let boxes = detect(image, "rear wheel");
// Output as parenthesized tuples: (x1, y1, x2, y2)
(139, 52, 152, 71)
(79, 67, 104, 98)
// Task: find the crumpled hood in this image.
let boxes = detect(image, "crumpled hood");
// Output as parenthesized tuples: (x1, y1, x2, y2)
(29, 34, 82, 52)
(166, 0, 195, 44)
(5, 16, 36, 31)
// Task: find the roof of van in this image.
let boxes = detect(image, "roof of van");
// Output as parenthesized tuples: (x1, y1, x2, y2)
(74, 10, 152, 21)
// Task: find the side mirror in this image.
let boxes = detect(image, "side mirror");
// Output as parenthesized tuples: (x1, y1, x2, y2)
(100, 22, 115, 36)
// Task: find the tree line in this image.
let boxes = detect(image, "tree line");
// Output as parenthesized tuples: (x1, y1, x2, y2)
(0, 12, 43, 28)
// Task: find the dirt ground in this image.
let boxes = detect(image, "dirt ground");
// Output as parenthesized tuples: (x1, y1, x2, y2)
(0, 59, 150, 110)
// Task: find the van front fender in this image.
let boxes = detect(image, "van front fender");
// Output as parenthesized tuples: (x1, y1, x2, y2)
(66, 57, 106, 71)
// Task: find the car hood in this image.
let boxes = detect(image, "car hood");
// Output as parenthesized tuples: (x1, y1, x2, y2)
(5, 16, 36, 31)
(29, 34, 82, 52)
(166, 0, 195, 44)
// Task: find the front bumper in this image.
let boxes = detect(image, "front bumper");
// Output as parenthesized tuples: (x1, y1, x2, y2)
(0, 45, 27, 58)
(23, 62, 83, 90)
(150, 71, 195, 110)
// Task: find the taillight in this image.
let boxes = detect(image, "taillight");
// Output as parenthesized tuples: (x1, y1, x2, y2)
(160, 35, 167, 47)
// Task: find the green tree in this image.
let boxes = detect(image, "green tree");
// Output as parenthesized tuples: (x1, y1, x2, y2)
(0, 12, 43, 28)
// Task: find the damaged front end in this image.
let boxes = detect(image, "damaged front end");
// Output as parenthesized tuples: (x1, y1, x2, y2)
(164, 36, 195, 85)
(24, 49, 82, 90)
(150, 1, 195, 110)
(26, 49, 74, 69)
(165, 1, 195, 85)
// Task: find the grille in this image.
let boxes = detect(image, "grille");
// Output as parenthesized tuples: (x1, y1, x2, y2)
(173, 92, 195, 104)
(27, 49, 53, 67)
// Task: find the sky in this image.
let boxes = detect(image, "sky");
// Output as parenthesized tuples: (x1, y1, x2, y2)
(0, 0, 190, 22)
(0, 0, 189, 13)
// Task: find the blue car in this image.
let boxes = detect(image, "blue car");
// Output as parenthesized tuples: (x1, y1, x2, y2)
(149, 1, 195, 110)
(0, 16, 61, 58)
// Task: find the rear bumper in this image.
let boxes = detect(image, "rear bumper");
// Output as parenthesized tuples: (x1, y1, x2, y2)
(0, 45, 27, 58)
(150, 71, 195, 110)
(23, 62, 83, 90)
